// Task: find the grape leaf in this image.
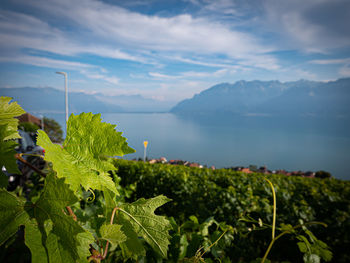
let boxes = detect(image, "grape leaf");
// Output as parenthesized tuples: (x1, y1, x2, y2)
(0, 172, 8, 189)
(119, 221, 146, 260)
(0, 96, 25, 140)
(25, 219, 94, 263)
(117, 195, 172, 258)
(0, 189, 30, 245)
(100, 224, 127, 245)
(24, 219, 50, 263)
(76, 231, 95, 263)
(37, 113, 135, 194)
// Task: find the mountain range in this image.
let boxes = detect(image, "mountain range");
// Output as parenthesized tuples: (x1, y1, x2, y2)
(171, 78, 350, 118)
(0, 87, 173, 114)
(1, 78, 350, 117)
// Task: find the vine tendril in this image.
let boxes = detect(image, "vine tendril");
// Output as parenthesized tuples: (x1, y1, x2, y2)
(87, 188, 96, 203)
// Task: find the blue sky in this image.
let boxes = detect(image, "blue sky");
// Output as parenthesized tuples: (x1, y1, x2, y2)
(0, 0, 350, 102)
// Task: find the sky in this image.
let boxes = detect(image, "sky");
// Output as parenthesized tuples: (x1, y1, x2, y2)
(0, 0, 350, 102)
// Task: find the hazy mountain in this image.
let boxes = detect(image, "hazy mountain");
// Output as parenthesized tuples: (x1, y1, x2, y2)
(171, 78, 350, 118)
(0, 87, 174, 114)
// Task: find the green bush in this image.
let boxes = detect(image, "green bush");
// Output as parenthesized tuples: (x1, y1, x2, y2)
(115, 159, 350, 262)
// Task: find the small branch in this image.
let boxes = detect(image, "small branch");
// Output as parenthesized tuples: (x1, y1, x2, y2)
(110, 207, 119, 224)
(101, 207, 119, 260)
(263, 177, 276, 240)
(261, 222, 327, 263)
(15, 153, 47, 177)
(66, 206, 77, 221)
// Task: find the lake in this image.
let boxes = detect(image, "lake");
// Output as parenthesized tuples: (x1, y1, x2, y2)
(43, 112, 350, 180)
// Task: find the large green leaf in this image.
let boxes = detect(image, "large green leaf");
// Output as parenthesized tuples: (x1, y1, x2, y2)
(0, 96, 25, 140)
(37, 113, 135, 194)
(117, 195, 172, 258)
(32, 174, 86, 261)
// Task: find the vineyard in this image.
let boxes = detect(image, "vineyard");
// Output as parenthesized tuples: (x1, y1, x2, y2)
(1, 96, 350, 262)
(115, 159, 350, 262)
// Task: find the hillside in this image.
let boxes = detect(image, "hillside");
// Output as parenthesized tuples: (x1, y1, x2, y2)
(0, 87, 123, 114)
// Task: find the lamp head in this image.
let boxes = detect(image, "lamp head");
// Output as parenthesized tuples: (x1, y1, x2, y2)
(56, 71, 67, 76)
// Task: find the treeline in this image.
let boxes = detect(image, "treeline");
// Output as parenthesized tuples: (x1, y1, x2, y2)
(115, 159, 350, 262)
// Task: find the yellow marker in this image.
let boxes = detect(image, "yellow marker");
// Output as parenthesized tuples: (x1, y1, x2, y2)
(143, 141, 148, 161)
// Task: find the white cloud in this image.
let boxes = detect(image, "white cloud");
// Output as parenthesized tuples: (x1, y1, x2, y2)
(4, 0, 278, 70)
(0, 55, 94, 70)
(149, 68, 233, 80)
(0, 9, 153, 65)
(149, 72, 180, 79)
(309, 58, 350, 65)
(80, 69, 120, 85)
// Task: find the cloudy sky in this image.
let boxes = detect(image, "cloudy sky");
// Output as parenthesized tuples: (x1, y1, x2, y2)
(0, 0, 350, 102)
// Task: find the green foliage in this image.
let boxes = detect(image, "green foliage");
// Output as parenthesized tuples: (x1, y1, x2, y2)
(0, 103, 173, 263)
(0, 98, 340, 262)
(43, 117, 64, 143)
(115, 159, 350, 262)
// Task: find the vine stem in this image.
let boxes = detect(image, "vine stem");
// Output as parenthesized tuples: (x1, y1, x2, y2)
(15, 153, 46, 177)
(101, 207, 119, 260)
(199, 229, 228, 259)
(65, 206, 77, 221)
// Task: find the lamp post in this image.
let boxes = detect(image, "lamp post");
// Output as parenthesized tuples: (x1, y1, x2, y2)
(56, 71, 68, 132)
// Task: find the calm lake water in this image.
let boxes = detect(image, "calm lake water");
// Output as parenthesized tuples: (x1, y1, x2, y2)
(44, 112, 350, 180)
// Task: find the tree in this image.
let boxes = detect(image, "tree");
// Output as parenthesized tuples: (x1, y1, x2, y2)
(18, 122, 40, 133)
(43, 117, 63, 143)
(315, 170, 332, 179)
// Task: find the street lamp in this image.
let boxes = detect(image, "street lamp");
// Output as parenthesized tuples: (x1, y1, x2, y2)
(56, 71, 68, 132)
